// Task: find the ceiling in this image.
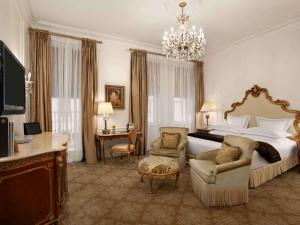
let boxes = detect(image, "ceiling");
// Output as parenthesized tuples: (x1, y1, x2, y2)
(28, 0, 300, 52)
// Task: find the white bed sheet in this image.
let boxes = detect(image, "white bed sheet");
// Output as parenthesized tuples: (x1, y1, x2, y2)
(187, 134, 297, 170)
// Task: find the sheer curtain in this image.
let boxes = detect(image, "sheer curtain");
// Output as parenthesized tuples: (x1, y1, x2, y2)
(147, 54, 195, 146)
(51, 36, 83, 163)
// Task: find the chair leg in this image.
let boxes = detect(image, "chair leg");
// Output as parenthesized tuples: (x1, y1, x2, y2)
(149, 175, 154, 194)
(140, 175, 144, 183)
(110, 151, 113, 161)
(128, 153, 130, 163)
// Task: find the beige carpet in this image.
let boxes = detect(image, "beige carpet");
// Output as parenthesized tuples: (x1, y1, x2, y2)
(63, 160, 300, 225)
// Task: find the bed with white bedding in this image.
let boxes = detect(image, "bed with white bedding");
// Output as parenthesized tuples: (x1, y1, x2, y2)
(188, 85, 300, 188)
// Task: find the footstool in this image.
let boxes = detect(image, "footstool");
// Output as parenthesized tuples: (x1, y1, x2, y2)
(137, 156, 180, 193)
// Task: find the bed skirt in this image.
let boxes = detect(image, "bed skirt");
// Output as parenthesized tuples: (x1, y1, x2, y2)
(190, 169, 248, 206)
(249, 155, 299, 188)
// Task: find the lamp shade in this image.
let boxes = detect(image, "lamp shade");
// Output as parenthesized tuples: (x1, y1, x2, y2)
(200, 102, 217, 112)
(98, 102, 113, 115)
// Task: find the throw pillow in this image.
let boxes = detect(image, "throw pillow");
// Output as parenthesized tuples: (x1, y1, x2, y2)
(161, 132, 181, 149)
(215, 143, 241, 165)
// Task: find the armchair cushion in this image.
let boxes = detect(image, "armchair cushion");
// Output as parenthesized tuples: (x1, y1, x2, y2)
(189, 159, 217, 184)
(196, 149, 219, 161)
(159, 127, 189, 142)
(224, 135, 258, 160)
(151, 138, 162, 150)
(216, 158, 251, 174)
(215, 143, 241, 165)
(177, 139, 188, 151)
(161, 132, 181, 149)
(111, 143, 135, 152)
(150, 138, 188, 158)
(150, 148, 180, 158)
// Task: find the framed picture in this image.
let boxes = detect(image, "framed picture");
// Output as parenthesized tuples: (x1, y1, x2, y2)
(105, 85, 125, 109)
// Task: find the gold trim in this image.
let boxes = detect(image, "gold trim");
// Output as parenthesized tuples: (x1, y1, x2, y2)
(137, 168, 179, 178)
(0, 153, 55, 170)
(224, 84, 300, 136)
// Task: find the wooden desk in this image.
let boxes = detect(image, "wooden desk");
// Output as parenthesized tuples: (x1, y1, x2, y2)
(95, 131, 142, 162)
(0, 133, 68, 225)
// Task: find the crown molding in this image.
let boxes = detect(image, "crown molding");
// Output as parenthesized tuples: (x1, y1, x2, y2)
(30, 15, 300, 57)
(14, 0, 34, 24)
(32, 21, 163, 51)
(204, 16, 300, 57)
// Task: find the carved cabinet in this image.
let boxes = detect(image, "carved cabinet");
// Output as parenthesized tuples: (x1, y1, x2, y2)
(0, 133, 68, 225)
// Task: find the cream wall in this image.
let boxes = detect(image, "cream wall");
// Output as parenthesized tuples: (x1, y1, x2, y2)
(0, 0, 32, 135)
(203, 20, 300, 125)
(32, 22, 161, 131)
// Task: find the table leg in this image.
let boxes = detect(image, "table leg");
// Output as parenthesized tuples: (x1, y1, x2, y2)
(140, 175, 144, 183)
(97, 139, 101, 160)
(138, 134, 142, 160)
(175, 172, 180, 188)
(149, 175, 154, 194)
(100, 138, 105, 163)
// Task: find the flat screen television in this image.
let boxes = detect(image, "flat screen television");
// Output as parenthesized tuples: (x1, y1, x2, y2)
(0, 40, 26, 115)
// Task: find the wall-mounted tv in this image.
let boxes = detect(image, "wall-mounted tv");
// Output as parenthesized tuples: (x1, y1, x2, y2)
(0, 40, 26, 115)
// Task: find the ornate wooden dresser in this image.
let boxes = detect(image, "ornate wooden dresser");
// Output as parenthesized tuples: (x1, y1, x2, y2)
(0, 133, 68, 225)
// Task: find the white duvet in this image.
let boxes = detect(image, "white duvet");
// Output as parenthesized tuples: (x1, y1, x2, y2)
(187, 126, 298, 169)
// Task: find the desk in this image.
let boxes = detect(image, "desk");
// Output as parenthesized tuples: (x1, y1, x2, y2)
(95, 131, 143, 162)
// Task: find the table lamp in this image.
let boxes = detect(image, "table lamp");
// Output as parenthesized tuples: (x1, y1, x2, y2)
(98, 102, 113, 134)
(200, 102, 217, 129)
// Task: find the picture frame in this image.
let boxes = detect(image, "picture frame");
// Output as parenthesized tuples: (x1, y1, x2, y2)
(105, 85, 125, 109)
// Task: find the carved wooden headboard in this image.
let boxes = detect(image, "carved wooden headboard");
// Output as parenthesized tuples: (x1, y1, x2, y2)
(224, 85, 300, 136)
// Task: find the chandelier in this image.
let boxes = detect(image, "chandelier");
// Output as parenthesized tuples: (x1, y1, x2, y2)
(162, 1, 206, 61)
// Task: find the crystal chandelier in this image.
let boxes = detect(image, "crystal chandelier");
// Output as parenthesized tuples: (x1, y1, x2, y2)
(162, 1, 206, 61)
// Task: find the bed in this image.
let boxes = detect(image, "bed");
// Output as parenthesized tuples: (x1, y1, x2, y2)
(187, 85, 300, 188)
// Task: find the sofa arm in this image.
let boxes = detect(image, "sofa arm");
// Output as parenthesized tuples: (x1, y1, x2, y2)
(196, 149, 219, 161)
(151, 138, 162, 150)
(216, 158, 251, 174)
(177, 139, 188, 151)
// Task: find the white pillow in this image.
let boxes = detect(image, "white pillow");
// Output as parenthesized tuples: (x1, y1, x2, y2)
(210, 124, 241, 134)
(226, 115, 251, 128)
(256, 117, 294, 134)
(240, 127, 280, 139)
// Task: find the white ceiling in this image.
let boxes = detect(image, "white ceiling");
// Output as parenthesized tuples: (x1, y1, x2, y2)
(28, 0, 300, 51)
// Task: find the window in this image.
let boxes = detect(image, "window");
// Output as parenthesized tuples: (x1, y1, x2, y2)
(148, 96, 154, 124)
(51, 36, 82, 162)
(174, 97, 186, 122)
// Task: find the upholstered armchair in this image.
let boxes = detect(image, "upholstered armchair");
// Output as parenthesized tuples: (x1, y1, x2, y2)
(149, 127, 189, 170)
(189, 135, 258, 206)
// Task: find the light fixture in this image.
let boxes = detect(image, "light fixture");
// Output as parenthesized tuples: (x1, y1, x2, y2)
(200, 102, 217, 129)
(25, 72, 33, 96)
(162, 1, 206, 62)
(98, 102, 114, 134)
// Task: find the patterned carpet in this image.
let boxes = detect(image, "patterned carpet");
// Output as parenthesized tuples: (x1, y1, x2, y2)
(63, 159, 300, 225)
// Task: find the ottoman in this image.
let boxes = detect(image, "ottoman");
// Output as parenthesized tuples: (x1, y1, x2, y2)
(137, 156, 180, 193)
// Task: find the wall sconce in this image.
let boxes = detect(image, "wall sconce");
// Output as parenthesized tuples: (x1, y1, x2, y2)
(25, 72, 33, 95)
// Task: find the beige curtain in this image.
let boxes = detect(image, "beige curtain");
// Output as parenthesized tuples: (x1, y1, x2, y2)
(195, 61, 204, 129)
(29, 29, 52, 132)
(129, 51, 148, 155)
(81, 39, 98, 164)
